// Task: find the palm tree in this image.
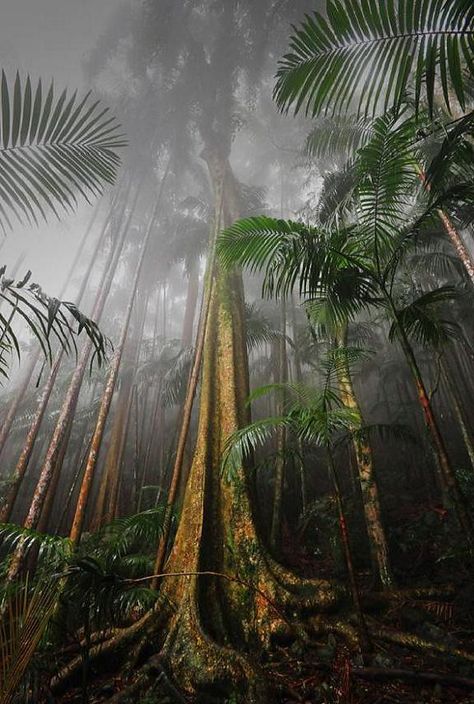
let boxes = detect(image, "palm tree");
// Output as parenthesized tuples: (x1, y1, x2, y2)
(275, 1, 474, 285)
(218, 109, 474, 544)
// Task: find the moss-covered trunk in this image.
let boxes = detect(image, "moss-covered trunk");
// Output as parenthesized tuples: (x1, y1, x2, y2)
(157, 150, 338, 701)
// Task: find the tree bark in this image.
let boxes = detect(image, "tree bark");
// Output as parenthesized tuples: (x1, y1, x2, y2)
(0, 195, 122, 524)
(270, 297, 288, 553)
(394, 316, 473, 542)
(69, 174, 166, 544)
(335, 326, 393, 589)
(181, 258, 200, 348)
(440, 357, 474, 472)
(155, 148, 338, 702)
(4, 182, 139, 582)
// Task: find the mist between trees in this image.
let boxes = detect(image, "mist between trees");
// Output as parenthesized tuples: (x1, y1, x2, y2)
(1, 1, 474, 703)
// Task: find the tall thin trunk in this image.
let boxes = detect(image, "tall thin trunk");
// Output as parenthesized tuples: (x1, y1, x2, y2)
(0, 355, 38, 462)
(440, 357, 474, 471)
(36, 416, 74, 533)
(393, 312, 473, 541)
(437, 209, 474, 285)
(326, 445, 371, 655)
(5, 184, 139, 582)
(69, 192, 160, 544)
(55, 435, 92, 534)
(103, 384, 133, 523)
(0, 204, 99, 466)
(181, 259, 200, 348)
(419, 168, 474, 285)
(0, 358, 62, 523)
(0, 198, 119, 523)
(270, 297, 287, 552)
(335, 326, 393, 589)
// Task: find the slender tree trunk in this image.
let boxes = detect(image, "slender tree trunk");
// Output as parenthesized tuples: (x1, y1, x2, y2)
(335, 326, 393, 589)
(0, 354, 38, 462)
(181, 259, 200, 348)
(327, 445, 371, 655)
(394, 314, 473, 541)
(70, 196, 159, 544)
(440, 357, 474, 471)
(55, 435, 92, 534)
(270, 297, 287, 553)
(0, 357, 62, 523)
(0, 203, 100, 467)
(103, 384, 133, 523)
(36, 416, 74, 533)
(437, 209, 474, 285)
(0, 197, 119, 523)
(419, 168, 474, 285)
(5, 183, 139, 582)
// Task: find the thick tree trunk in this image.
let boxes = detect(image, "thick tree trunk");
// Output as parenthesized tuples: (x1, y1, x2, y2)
(335, 327, 393, 589)
(155, 149, 338, 702)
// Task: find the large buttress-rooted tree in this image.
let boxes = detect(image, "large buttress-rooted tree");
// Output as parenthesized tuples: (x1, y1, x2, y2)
(155, 150, 338, 702)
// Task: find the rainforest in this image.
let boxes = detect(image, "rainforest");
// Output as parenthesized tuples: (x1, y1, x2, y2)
(1, 1, 474, 702)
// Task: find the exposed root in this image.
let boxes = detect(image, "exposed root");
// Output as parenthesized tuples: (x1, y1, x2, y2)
(106, 655, 188, 704)
(161, 599, 268, 703)
(308, 615, 361, 651)
(51, 608, 160, 693)
(370, 621, 474, 662)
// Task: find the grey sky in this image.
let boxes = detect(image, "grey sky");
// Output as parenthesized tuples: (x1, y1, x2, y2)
(0, 0, 127, 86)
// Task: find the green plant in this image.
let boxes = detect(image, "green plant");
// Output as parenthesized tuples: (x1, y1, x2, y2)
(274, 0, 474, 118)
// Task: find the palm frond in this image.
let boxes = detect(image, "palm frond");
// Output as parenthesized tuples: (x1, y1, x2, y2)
(91, 507, 166, 560)
(390, 285, 462, 347)
(0, 575, 60, 704)
(245, 303, 291, 352)
(0, 266, 108, 378)
(317, 163, 358, 225)
(0, 523, 71, 572)
(354, 111, 421, 260)
(274, 0, 474, 118)
(306, 115, 375, 161)
(221, 417, 288, 481)
(0, 71, 125, 230)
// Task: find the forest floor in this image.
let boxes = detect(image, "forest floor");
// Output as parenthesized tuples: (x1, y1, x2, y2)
(54, 574, 474, 704)
(49, 517, 474, 703)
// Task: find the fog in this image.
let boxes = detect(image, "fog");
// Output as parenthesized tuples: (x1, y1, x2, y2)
(1, 3, 474, 702)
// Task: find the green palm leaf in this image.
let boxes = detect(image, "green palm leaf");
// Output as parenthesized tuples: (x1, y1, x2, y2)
(390, 285, 462, 347)
(0, 267, 108, 379)
(0, 71, 125, 232)
(274, 0, 474, 118)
